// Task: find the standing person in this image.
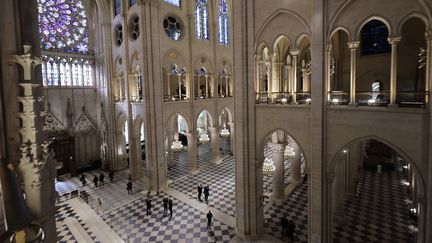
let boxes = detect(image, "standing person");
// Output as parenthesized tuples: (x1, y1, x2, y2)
(99, 173, 105, 186)
(146, 197, 152, 215)
(127, 180, 133, 194)
(93, 175, 99, 187)
(163, 198, 168, 216)
(109, 171, 114, 183)
(168, 199, 173, 218)
(98, 197, 102, 213)
(203, 186, 209, 203)
(80, 173, 86, 186)
(287, 219, 295, 242)
(197, 184, 203, 201)
(206, 211, 213, 230)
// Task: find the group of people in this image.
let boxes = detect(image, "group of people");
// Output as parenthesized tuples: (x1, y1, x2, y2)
(144, 195, 174, 218)
(281, 217, 296, 241)
(197, 184, 210, 203)
(80, 171, 115, 187)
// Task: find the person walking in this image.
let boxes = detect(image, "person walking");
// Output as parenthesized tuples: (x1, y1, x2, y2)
(93, 175, 99, 187)
(168, 199, 173, 218)
(99, 173, 105, 186)
(109, 171, 114, 183)
(203, 186, 209, 203)
(163, 198, 168, 216)
(127, 180, 133, 194)
(206, 211, 213, 230)
(197, 184, 203, 201)
(146, 197, 152, 215)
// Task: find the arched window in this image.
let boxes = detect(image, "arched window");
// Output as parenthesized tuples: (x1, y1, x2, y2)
(165, 0, 181, 7)
(195, 0, 209, 40)
(217, 0, 229, 45)
(37, 0, 94, 87)
(129, 0, 137, 7)
(360, 20, 390, 55)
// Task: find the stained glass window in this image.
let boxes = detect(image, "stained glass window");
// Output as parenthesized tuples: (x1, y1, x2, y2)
(360, 20, 390, 55)
(72, 60, 83, 86)
(37, 0, 89, 54)
(165, 0, 181, 7)
(114, 0, 121, 16)
(129, 0, 137, 7)
(83, 60, 93, 86)
(195, 0, 209, 40)
(217, 0, 229, 45)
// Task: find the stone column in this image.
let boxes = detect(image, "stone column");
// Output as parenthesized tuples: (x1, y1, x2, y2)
(301, 60, 311, 92)
(290, 50, 299, 104)
(130, 132, 143, 180)
(166, 72, 171, 100)
(166, 128, 175, 167)
(270, 53, 277, 93)
(205, 74, 209, 98)
(225, 75, 229, 97)
(425, 32, 432, 104)
(289, 142, 302, 185)
(209, 127, 222, 164)
(326, 44, 332, 102)
(270, 143, 285, 200)
(177, 73, 182, 100)
(255, 55, 262, 94)
(388, 37, 402, 106)
(228, 122, 235, 156)
(348, 41, 359, 106)
(185, 131, 198, 174)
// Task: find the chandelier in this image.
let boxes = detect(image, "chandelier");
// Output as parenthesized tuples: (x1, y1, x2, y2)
(263, 157, 275, 175)
(220, 127, 230, 137)
(170, 139, 183, 152)
(284, 145, 296, 159)
(198, 133, 210, 144)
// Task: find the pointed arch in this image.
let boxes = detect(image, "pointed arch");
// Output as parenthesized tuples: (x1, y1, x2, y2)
(397, 12, 429, 35)
(165, 112, 192, 133)
(196, 109, 214, 128)
(356, 15, 392, 40)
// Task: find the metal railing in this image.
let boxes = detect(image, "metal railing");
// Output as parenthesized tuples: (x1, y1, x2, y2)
(397, 91, 428, 108)
(328, 91, 350, 105)
(356, 91, 390, 106)
(256, 92, 311, 105)
(163, 94, 189, 102)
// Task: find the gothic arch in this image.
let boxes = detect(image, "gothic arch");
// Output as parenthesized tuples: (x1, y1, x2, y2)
(133, 115, 144, 135)
(256, 41, 270, 56)
(327, 135, 425, 199)
(356, 16, 392, 40)
(165, 111, 192, 133)
(329, 26, 351, 42)
(397, 13, 429, 35)
(117, 112, 128, 132)
(218, 106, 233, 123)
(295, 33, 311, 50)
(162, 48, 187, 70)
(196, 109, 214, 128)
(193, 56, 213, 74)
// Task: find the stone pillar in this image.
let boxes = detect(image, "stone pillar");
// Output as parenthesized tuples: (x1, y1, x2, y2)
(185, 131, 198, 174)
(225, 75, 229, 97)
(166, 72, 171, 99)
(290, 50, 299, 104)
(348, 41, 359, 106)
(301, 60, 311, 92)
(255, 55, 261, 94)
(270, 143, 285, 200)
(289, 143, 302, 185)
(185, 71, 191, 99)
(130, 132, 143, 180)
(177, 73, 182, 100)
(388, 37, 402, 106)
(270, 53, 277, 93)
(209, 127, 222, 164)
(425, 32, 432, 105)
(228, 122, 235, 156)
(326, 44, 332, 102)
(205, 74, 209, 98)
(166, 128, 175, 167)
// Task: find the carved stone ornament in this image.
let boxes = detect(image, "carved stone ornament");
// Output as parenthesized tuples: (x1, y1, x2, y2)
(44, 103, 64, 131)
(100, 103, 108, 137)
(9, 45, 42, 81)
(169, 52, 177, 60)
(73, 107, 97, 135)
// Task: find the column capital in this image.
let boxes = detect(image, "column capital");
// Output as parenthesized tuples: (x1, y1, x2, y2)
(326, 43, 333, 52)
(388, 36, 402, 45)
(269, 143, 284, 153)
(347, 41, 360, 49)
(290, 50, 300, 56)
(254, 54, 262, 61)
(425, 30, 432, 41)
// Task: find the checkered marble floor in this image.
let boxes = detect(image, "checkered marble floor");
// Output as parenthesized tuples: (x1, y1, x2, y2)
(103, 192, 236, 242)
(333, 169, 416, 242)
(55, 168, 148, 215)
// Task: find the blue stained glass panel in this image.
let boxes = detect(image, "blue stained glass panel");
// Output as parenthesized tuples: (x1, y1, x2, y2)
(195, 0, 209, 40)
(165, 0, 181, 7)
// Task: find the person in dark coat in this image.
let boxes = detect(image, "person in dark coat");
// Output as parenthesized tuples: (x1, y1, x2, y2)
(168, 199, 173, 218)
(281, 216, 288, 238)
(146, 197, 152, 215)
(109, 171, 114, 183)
(203, 186, 209, 203)
(127, 180, 133, 194)
(197, 185, 203, 201)
(80, 174, 86, 186)
(99, 173, 105, 186)
(163, 198, 168, 216)
(93, 175, 99, 187)
(206, 211, 213, 230)
(287, 219, 295, 241)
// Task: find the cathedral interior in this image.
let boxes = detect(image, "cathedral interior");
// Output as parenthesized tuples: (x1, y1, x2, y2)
(1, 0, 432, 242)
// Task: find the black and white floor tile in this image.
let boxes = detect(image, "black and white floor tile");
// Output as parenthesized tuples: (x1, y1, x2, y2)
(333, 169, 417, 242)
(103, 192, 235, 243)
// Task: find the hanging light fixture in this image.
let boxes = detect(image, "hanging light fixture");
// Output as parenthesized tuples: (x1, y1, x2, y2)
(263, 157, 275, 175)
(170, 139, 183, 152)
(198, 133, 210, 144)
(284, 145, 296, 159)
(220, 125, 230, 137)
